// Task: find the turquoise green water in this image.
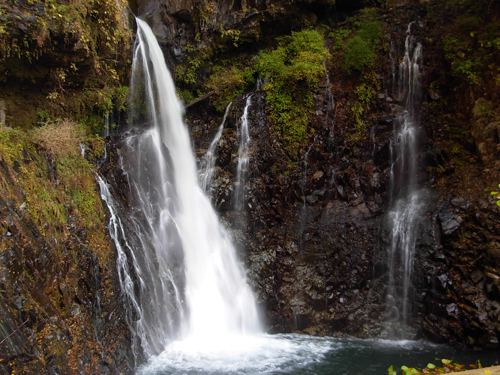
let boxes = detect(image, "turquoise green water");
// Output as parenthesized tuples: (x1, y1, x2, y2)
(137, 334, 499, 375)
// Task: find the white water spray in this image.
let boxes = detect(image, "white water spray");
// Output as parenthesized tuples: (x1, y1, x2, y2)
(199, 102, 232, 193)
(108, 17, 261, 359)
(384, 23, 425, 339)
(234, 95, 252, 212)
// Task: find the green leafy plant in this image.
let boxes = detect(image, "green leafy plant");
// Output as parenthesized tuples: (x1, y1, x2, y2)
(206, 65, 255, 111)
(346, 72, 380, 143)
(388, 358, 485, 375)
(178, 89, 195, 104)
(490, 184, 500, 207)
(176, 53, 205, 85)
(442, 9, 500, 86)
(329, 29, 352, 51)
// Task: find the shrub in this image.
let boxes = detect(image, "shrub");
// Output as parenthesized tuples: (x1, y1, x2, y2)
(32, 119, 84, 158)
(358, 20, 383, 44)
(206, 65, 255, 111)
(443, 13, 500, 86)
(329, 29, 352, 51)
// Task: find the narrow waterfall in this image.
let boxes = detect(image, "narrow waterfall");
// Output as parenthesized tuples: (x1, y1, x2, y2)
(199, 102, 232, 194)
(104, 17, 261, 360)
(97, 175, 162, 361)
(234, 95, 252, 212)
(383, 23, 425, 339)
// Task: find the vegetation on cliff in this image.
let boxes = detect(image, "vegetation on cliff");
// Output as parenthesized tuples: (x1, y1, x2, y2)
(0, 0, 131, 129)
(255, 29, 328, 155)
(0, 121, 131, 373)
(328, 8, 384, 144)
(181, 0, 500, 348)
(0, 0, 133, 373)
(424, 0, 499, 183)
(0, 0, 499, 372)
(179, 5, 386, 157)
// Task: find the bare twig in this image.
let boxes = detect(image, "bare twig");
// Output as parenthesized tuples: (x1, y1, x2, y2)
(184, 90, 216, 109)
(0, 319, 29, 346)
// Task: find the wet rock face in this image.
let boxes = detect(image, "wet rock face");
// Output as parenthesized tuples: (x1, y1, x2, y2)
(187, 82, 391, 336)
(187, 96, 500, 347)
(117, 0, 500, 351)
(415, 196, 500, 348)
(183, 15, 500, 349)
(0, 156, 134, 374)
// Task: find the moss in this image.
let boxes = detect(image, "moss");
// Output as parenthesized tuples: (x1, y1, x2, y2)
(344, 36, 377, 73)
(0, 127, 26, 164)
(206, 65, 255, 111)
(255, 29, 328, 156)
(342, 9, 383, 73)
(0, 121, 108, 259)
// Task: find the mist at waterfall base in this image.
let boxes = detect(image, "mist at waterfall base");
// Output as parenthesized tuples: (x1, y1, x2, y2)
(138, 336, 498, 374)
(99, 19, 500, 375)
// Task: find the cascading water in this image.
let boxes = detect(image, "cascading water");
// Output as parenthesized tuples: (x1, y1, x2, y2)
(97, 18, 342, 374)
(199, 102, 232, 194)
(383, 22, 426, 339)
(234, 95, 253, 213)
(108, 17, 261, 358)
(95, 17, 500, 375)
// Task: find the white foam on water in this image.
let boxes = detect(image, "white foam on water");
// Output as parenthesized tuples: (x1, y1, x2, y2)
(138, 334, 335, 375)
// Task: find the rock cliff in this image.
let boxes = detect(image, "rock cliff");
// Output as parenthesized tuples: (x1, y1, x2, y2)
(0, 0, 134, 373)
(0, 0, 499, 373)
(132, 0, 500, 348)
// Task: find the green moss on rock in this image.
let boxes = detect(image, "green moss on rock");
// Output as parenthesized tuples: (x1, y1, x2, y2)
(255, 29, 328, 156)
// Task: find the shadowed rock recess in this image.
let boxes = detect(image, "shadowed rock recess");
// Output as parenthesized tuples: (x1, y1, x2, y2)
(0, 0, 499, 372)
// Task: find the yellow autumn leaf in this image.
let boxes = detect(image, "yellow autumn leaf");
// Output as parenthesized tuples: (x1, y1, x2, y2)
(484, 370, 490, 374)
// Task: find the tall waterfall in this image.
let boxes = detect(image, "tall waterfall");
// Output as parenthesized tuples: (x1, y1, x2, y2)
(384, 23, 425, 339)
(106, 17, 261, 359)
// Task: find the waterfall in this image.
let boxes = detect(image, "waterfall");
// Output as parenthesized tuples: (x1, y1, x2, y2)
(234, 95, 252, 212)
(104, 17, 261, 360)
(383, 23, 425, 339)
(199, 102, 232, 194)
(97, 175, 154, 361)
